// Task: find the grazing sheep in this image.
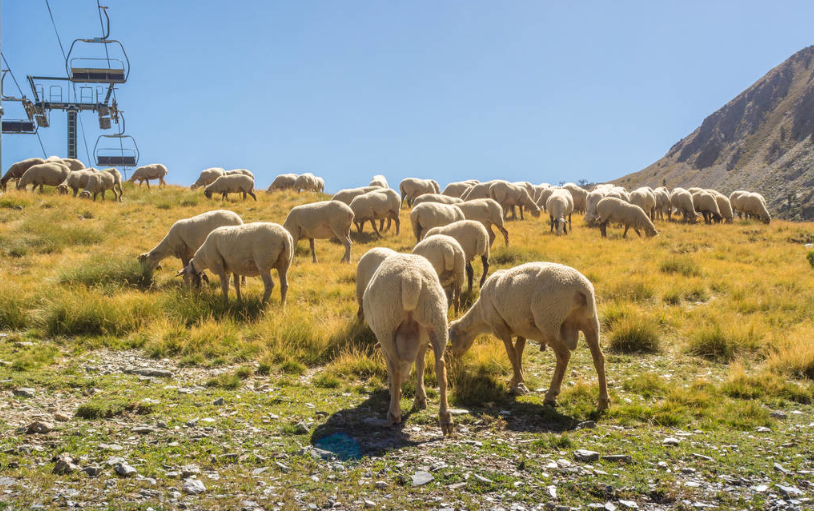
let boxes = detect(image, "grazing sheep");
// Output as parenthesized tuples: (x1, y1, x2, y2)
(294, 173, 319, 192)
(411, 193, 464, 207)
(546, 189, 574, 236)
(16, 162, 71, 192)
(349, 190, 400, 236)
(489, 180, 541, 220)
(535, 186, 557, 211)
(203, 174, 257, 201)
(460, 180, 496, 201)
(399, 178, 441, 207)
(176, 222, 293, 304)
(315, 176, 325, 193)
(59, 158, 85, 171)
(283, 201, 354, 263)
(1, 157, 45, 191)
(267, 173, 298, 192)
(139, 210, 244, 273)
(410, 202, 465, 242)
(331, 186, 381, 205)
(369, 175, 389, 188)
(448, 262, 608, 409)
(423, 220, 490, 292)
(57, 169, 95, 196)
(456, 198, 510, 247)
(355, 247, 398, 320)
(654, 186, 671, 221)
(630, 187, 657, 220)
(729, 190, 748, 218)
(708, 190, 734, 223)
(691, 190, 721, 224)
(191, 168, 225, 189)
(670, 188, 698, 223)
(80, 168, 123, 201)
(362, 253, 453, 434)
(129, 164, 168, 188)
(412, 234, 466, 313)
(226, 168, 255, 179)
(606, 186, 630, 202)
(596, 197, 658, 238)
(442, 180, 478, 198)
(531, 183, 552, 204)
(583, 188, 609, 226)
(740, 192, 771, 224)
(561, 183, 588, 214)
(370, 188, 402, 232)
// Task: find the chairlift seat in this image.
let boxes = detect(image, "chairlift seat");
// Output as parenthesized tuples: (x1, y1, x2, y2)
(70, 67, 126, 83)
(2, 120, 37, 134)
(98, 155, 137, 166)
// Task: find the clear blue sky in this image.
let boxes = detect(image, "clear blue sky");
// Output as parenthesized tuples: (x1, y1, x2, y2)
(2, 1, 813, 191)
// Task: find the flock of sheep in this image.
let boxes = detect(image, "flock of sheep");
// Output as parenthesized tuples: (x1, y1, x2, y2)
(2, 157, 773, 433)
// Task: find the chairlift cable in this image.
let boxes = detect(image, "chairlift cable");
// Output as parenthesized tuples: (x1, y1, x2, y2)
(1, 52, 25, 97)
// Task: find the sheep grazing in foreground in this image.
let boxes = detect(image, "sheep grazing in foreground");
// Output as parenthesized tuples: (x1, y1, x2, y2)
(176, 222, 293, 305)
(1, 157, 45, 191)
(399, 178, 441, 207)
(80, 168, 123, 201)
(349, 190, 400, 236)
(630, 187, 657, 220)
(369, 175, 389, 189)
(455, 198, 510, 247)
(596, 197, 658, 238)
(363, 253, 454, 435)
(670, 188, 698, 223)
(267, 173, 298, 192)
(190, 168, 225, 189)
(488, 181, 541, 220)
(561, 183, 588, 214)
(442, 180, 478, 198)
(16, 162, 71, 192)
(411, 193, 464, 207)
(412, 234, 466, 313)
(740, 192, 771, 224)
(654, 186, 671, 221)
(283, 200, 354, 263)
(57, 169, 95, 196)
(59, 158, 86, 171)
(129, 164, 168, 188)
(448, 262, 608, 409)
(204, 174, 257, 201)
(691, 190, 721, 224)
(139, 210, 244, 277)
(708, 190, 734, 223)
(582, 188, 609, 226)
(355, 247, 398, 320)
(423, 220, 490, 292)
(331, 186, 381, 205)
(546, 189, 574, 236)
(410, 202, 465, 242)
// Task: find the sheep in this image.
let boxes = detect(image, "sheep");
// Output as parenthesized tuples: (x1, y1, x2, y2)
(691, 190, 721, 224)
(412, 234, 466, 313)
(488, 180, 541, 220)
(283, 200, 354, 263)
(294, 173, 319, 192)
(176, 222, 293, 304)
(267, 173, 298, 192)
(409, 202, 465, 242)
(411, 193, 464, 207)
(629, 187, 657, 220)
(1, 158, 45, 191)
(708, 190, 734, 223)
(355, 247, 398, 320)
(59, 158, 86, 171)
(79, 168, 123, 201)
(442, 180, 478, 198)
(654, 186, 671, 221)
(315, 176, 325, 193)
(596, 197, 658, 238)
(670, 188, 698, 223)
(583, 188, 609, 226)
(535, 186, 557, 211)
(531, 183, 552, 204)
(546, 189, 574, 236)
(740, 192, 771, 224)
(561, 183, 588, 214)
(16, 162, 71, 192)
(423, 220, 490, 292)
(399, 178, 440, 207)
(331, 186, 381, 205)
(460, 180, 496, 201)
(369, 175, 389, 188)
(349, 190, 400, 236)
(128, 163, 168, 188)
(57, 169, 95, 196)
(729, 190, 749, 218)
(455, 198, 510, 247)
(226, 168, 255, 180)
(362, 253, 453, 435)
(370, 188, 402, 232)
(203, 174, 257, 201)
(448, 262, 608, 409)
(139, 210, 244, 275)
(606, 186, 630, 202)
(191, 168, 225, 189)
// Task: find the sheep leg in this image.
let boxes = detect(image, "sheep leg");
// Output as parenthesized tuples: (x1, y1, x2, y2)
(413, 342, 428, 410)
(544, 344, 572, 407)
(634, 227, 642, 237)
(277, 266, 288, 306)
(218, 271, 230, 303)
(394, 215, 400, 236)
(160, 177, 167, 187)
(583, 316, 609, 410)
(308, 239, 318, 263)
(479, 256, 489, 288)
(599, 221, 608, 238)
(39, 183, 44, 193)
(340, 233, 352, 263)
(260, 270, 274, 303)
(145, 180, 150, 190)
(428, 329, 453, 436)
(486, 226, 496, 247)
(549, 216, 554, 233)
(623, 225, 630, 238)
(233, 273, 242, 301)
(385, 356, 403, 426)
(466, 262, 474, 293)
(356, 221, 364, 234)
(495, 326, 526, 395)
(370, 219, 382, 238)
(519, 206, 525, 221)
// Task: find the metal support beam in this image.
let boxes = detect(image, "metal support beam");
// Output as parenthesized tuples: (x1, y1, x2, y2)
(67, 107, 77, 159)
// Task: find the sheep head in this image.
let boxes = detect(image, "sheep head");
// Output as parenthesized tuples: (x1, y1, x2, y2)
(79, 190, 92, 199)
(448, 321, 476, 357)
(203, 189, 213, 199)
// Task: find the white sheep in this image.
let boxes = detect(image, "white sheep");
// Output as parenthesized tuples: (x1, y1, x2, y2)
(128, 164, 168, 188)
(363, 253, 453, 434)
(535, 186, 557, 211)
(59, 158, 86, 171)
(16, 162, 71, 192)
(691, 190, 721, 224)
(441, 180, 478, 198)
(561, 183, 588, 214)
(355, 247, 398, 320)
(708, 189, 734, 223)
(448, 262, 608, 409)
(176, 222, 293, 304)
(740, 192, 771, 224)
(670, 188, 698, 223)
(399, 178, 441, 207)
(488, 180, 541, 220)
(369, 175, 389, 188)
(409, 202, 465, 242)
(596, 197, 658, 238)
(423, 220, 490, 292)
(331, 186, 381, 205)
(546, 189, 574, 236)
(531, 183, 551, 204)
(283, 200, 354, 263)
(191, 168, 225, 189)
(139, 210, 244, 273)
(629, 187, 657, 220)
(455, 198, 510, 247)
(1, 157, 45, 191)
(294, 173, 319, 192)
(654, 186, 671, 221)
(412, 234, 466, 313)
(267, 173, 298, 192)
(606, 186, 630, 202)
(349, 190, 401, 236)
(729, 190, 748, 218)
(203, 174, 257, 201)
(57, 169, 95, 196)
(226, 168, 255, 180)
(80, 168, 123, 201)
(410, 193, 464, 207)
(583, 188, 609, 226)
(460, 180, 496, 201)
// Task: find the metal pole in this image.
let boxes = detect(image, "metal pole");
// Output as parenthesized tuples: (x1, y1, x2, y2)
(67, 107, 77, 159)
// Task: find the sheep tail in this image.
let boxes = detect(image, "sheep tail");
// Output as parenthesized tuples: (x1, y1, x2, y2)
(401, 273, 422, 312)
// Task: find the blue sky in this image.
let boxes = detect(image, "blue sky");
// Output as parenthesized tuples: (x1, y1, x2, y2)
(2, 1, 813, 191)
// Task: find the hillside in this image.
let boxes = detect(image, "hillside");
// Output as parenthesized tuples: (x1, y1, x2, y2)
(616, 45, 814, 220)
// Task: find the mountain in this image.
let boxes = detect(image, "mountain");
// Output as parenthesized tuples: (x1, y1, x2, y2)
(615, 45, 814, 220)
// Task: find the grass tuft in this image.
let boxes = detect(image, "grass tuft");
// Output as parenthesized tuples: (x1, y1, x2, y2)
(59, 254, 154, 289)
(608, 316, 661, 353)
(659, 257, 701, 277)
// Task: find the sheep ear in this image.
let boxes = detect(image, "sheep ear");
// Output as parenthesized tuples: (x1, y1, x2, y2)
(137, 253, 147, 262)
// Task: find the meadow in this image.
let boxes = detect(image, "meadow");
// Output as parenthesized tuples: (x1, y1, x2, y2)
(1, 183, 813, 510)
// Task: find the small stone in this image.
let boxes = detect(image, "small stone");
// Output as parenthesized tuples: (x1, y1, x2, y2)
(364, 500, 375, 508)
(183, 478, 206, 495)
(133, 426, 155, 434)
(374, 480, 387, 489)
(181, 465, 200, 477)
(473, 474, 493, 484)
(99, 443, 124, 452)
(26, 421, 53, 434)
(576, 420, 597, 429)
(751, 484, 769, 492)
(770, 410, 787, 419)
(53, 454, 78, 475)
(776, 485, 803, 497)
(547, 485, 557, 499)
(619, 500, 638, 509)
(774, 462, 790, 474)
(54, 413, 70, 422)
(662, 437, 680, 446)
(605, 503, 618, 511)
(275, 461, 290, 473)
(363, 417, 390, 427)
(13, 388, 35, 398)
(213, 397, 225, 406)
(125, 367, 173, 378)
(601, 455, 633, 464)
(411, 471, 433, 487)
(252, 467, 268, 476)
(157, 421, 168, 429)
(755, 426, 771, 433)
(288, 421, 309, 435)
(114, 462, 137, 477)
(448, 408, 469, 415)
(574, 449, 600, 462)
(692, 453, 713, 462)
(82, 466, 102, 477)
(657, 461, 669, 469)
(106, 456, 125, 466)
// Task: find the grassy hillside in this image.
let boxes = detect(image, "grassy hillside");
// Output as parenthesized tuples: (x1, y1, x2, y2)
(1, 184, 813, 509)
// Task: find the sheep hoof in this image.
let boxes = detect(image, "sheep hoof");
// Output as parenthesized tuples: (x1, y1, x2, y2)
(387, 411, 402, 427)
(413, 396, 427, 410)
(543, 399, 558, 408)
(511, 383, 529, 396)
(597, 397, 610, 411)
(439, 413, 454, 436)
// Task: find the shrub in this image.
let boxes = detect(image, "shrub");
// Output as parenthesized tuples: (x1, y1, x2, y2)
(608, 316, 661, 353)
(0, 290, 31, 330)
(59, 255, 154, 289)
(206, 372, 242, 389)
(688, 321, 763, 362)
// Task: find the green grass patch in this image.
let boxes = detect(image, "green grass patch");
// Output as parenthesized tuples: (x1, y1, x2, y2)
(206, 372, 243, 389)
(59, 254, 154, 289)
(608, 316, 661, 353)
(659, 256, 701, 277)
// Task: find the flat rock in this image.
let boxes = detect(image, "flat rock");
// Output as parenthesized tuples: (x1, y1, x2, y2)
(692, 453, 714, 462)
(574, 449, 600, 462)
(183, 478, 206, 494)
(99, 443, 124, 451)
(13, 388, 35, 398)
(601, 455, 633, 463)
(82, 466, 102, 477)
(124, 367, 173, 378)
(755, 426, 771, 433)
(773, 462, 790, 474)
(53, 413, 70, 422)
(26, 421, 53, 434)
(662, 437, 680, 446)
(374, 480, 387, 489)
(53, 454, 78, 475)
(777, 484, 803, 497)
(411, 471, 433, 487)
(363, 417, 390, 427)
(181, 465, 200, 477)
(472, 474, 493, 484)
(619, 501, 638, 509)
(770, 410, 787, 419)
(448, 408, 469, 416)
(133, 426, 155, 434)
(114, 462, 137, 477)
(213, 397, 225, 406)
